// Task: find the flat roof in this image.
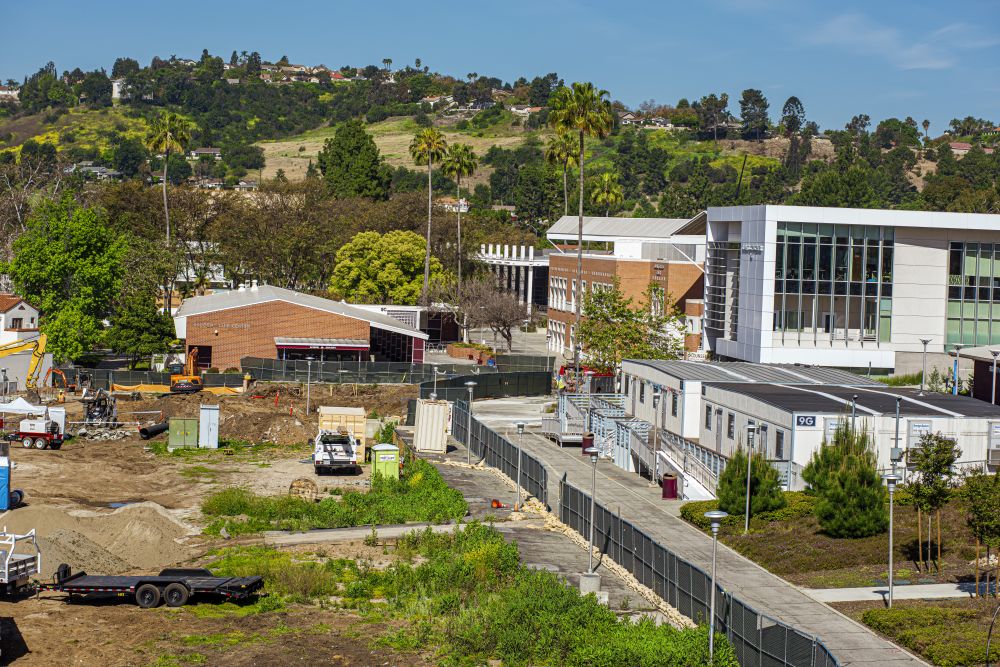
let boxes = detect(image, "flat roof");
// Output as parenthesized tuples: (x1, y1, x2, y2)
(174, 285, 428, 340)
(707, 204, 1000, 231)
(706, 383, 1000, 419)
(623, 359, 880, 386)
(546, 215, 690, 242)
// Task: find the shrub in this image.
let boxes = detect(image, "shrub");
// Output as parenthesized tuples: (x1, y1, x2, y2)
(681, 492, 814, 530)
(715, 447, 786, 517)
(805, 423, 887, 538)
(861, 604, 1000, 667)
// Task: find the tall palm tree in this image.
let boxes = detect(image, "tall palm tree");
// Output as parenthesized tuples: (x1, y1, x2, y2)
(440, 144, 478, 299)
(409, 127, 448, 296)
(545, 132, 580, 217)
(145, 111, 192, 245)
(591, 172, 624, 217)
(922, 119, 930, 142)
(548, 82, 612, 375)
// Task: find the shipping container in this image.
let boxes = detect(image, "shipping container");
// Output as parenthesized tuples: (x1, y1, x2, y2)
(317, 406, 367, 461)
(413, 399, 449, 454)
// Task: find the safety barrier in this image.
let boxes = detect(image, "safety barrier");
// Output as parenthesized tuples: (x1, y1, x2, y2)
(560, 478, 839, 667)
(241, 356, 554, 385)
(451, 400, 548, 508)
(420, 371, 551, 401)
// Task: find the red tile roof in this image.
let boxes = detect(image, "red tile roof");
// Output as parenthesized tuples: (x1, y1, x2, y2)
(0, 295, 26, 313)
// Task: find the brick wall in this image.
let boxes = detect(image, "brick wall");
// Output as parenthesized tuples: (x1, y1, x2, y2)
(185, 301, 369, 370)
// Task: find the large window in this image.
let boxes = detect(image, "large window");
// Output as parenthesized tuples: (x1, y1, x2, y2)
(727, 413, 735, 439)
(671, 392, 678, 417)
(774, 222, 893, 344)
(947, 242, 1000, 349)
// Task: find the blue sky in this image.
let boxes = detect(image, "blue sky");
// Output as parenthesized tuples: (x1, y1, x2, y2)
(3, 0, 998, 132)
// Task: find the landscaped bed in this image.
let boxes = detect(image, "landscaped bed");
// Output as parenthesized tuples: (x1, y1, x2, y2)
(681, 492, 982, 589)
(832, 598, 1000, 667)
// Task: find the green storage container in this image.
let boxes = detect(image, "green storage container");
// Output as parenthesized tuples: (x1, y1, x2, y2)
(371, 443, 399, 480)
(168, 418, 199, 450)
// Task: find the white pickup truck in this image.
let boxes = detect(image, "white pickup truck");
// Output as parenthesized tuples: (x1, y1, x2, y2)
(311, 430, 361, 475)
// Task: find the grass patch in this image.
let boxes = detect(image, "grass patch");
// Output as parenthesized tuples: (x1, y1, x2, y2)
(201, 458, 467, 536)
(874, 371, 923, 387)
(148, 438, 309, 461)
(860, 600, 1000, 666)
(185, 594, 286, 618)
(680, 492, 980, 588)
(207, 522, 737, 666)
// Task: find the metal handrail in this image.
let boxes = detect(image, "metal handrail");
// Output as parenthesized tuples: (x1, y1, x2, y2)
(659, 431, 718, 493)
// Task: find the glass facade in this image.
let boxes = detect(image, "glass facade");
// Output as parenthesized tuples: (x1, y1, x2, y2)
(774, 222, 894, 344)
(946, 242, 1000, 349)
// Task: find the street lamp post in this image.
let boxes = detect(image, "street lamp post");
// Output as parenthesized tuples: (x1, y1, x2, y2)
(744, 424, 757, 534)
(919, 338, 932, 395)
(464, 381, 477, 464)
(584, 446, 599, 573)
(991, 350, 1000, 405)
(705, 509, 728, 664)
(431, 363, 439, 400)
(893, 395, 902, 479)
(305, 357, 314, 416)
(851, 394, 858, 431)
(514, 421, 525, 510)
(882, 473, 900, 607)
(953, 343, 969, 395)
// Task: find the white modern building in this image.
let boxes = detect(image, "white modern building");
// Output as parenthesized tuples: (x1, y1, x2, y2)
(697, 205, 1000, 372)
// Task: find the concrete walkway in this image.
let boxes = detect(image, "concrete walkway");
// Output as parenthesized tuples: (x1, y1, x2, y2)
(806, 581, 992, 603)
(263, 521, 457, 546)
(461, 398, 928, 667)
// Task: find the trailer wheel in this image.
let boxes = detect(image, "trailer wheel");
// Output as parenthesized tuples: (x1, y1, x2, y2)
(34, 438, 48, 450)
(163, 583, 189, 607)
(21, 437, 32, 449)
(135, 583, 161, 608)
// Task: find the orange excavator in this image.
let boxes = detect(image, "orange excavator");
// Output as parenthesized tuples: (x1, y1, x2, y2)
(44, 368, 76, 393)
(169, 347, 204, 394)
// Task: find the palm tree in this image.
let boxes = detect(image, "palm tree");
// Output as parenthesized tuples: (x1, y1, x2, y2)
(591, 172, 624, 217)
(545, 132, 580, 217)
(548, 82, 612, 374)
(409, 127, 449, 296)
(440, 144, 478, 301)
(922, 119, 931, 142)
(382, 58, 392, 71)
(145, 111, 192, 245)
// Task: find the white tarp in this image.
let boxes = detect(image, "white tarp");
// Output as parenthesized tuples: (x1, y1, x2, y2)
(0, 397, 45, 415)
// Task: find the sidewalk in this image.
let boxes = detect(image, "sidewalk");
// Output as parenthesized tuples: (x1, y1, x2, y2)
(458, 399, 927, 666)
(806, 581, 989, 603)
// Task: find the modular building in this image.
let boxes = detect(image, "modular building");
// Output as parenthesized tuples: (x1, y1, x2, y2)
(697, 383, 1000, 489)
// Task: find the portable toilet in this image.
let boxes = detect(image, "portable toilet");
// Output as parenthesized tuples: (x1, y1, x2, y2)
(371, 443, 400, 481)
(0, 444, 10, 510)
(199, 404, 220, 449)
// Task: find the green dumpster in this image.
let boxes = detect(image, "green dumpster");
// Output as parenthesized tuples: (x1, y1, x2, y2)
(168, 418, 199, 450)
(371, 443, 400, 481)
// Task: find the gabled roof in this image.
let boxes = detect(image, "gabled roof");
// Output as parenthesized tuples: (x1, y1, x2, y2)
(174, 285, 428, 339)
(546, 215, 692, 242)
(0, 295, 32, 314)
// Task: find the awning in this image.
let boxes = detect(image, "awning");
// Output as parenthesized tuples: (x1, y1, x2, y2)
(273, 337, 370, 351)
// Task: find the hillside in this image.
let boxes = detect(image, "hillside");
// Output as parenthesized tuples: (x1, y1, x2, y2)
(0, 106, 148, 157)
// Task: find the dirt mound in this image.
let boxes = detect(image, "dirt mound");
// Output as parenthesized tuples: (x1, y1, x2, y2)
(1, 501, 197, 577)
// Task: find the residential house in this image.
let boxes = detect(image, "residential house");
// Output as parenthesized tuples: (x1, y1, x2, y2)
(225, 78, 240, 85)
(0, 295, 40, 346)
(619, 111, 638, 125)
(0, 86, 19, 102)
(234, 180, 258, 191)
(511, 105, 543, 118)
(190, 147, 222, 160)
(66, 162, 122, 181)
(437, 197, 469, 213)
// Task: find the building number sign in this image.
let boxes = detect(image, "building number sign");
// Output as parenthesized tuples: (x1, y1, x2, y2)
(796, 416, 816, 427)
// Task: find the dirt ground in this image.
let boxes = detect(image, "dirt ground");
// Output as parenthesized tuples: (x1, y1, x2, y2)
(0, 386, 424, 665)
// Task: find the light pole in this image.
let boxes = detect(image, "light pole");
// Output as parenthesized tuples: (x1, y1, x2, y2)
(918, 338, 931, 395)
(991, 350, 999, 405)
(431, 363, 446, 400)
(464, 381, 477, 464)
(744, 424, 757, 534)
(893, 395, 902, 478)
(882, 473, 900, 608)
(952, 343, 969, 395)
(851, 394, 858, 431)
(705, 509, 728, 664)
(305, 356, 314, 416)
(514, 421, 525, 510)
(584, 446, 599, 573)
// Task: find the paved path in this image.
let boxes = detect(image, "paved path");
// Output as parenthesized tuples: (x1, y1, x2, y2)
(806, 581, 992, 603)
(460, 398, 927, 667)
(263, 522, 457, 546)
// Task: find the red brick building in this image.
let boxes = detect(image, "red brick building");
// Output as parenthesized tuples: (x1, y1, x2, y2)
(173, 284, 428, 370)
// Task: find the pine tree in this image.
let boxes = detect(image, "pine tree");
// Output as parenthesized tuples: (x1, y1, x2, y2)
(716, 446, 786, 518)
(804, 422, 888, 538)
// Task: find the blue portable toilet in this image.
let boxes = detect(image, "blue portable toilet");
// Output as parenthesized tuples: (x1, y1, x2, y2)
(0, 448, 11, 511)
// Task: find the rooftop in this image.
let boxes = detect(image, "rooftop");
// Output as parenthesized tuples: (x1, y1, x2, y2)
(706, 204, 1000, 231)
(174, 285, 428, 339)
(623, 359, 880, 386)
(707, 383, 1000, 418)
(546, 215, 693, 242)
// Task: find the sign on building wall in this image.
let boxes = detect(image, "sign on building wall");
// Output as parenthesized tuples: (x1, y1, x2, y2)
(989, 422, 1000, 449)
(824, 418, 844, 439)
(795, 415, 816, 427)
(908, 421, 932, 447)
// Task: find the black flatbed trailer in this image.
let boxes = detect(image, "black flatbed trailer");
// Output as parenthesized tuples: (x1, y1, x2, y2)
(37, 566, 263, 608)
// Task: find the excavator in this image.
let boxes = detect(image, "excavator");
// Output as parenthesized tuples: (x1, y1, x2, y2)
(44, 368, 76, 393)
(0, 334, 48, 401)
(169, 347, 204, 394)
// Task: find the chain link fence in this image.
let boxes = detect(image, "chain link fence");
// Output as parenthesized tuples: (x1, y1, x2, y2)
(241, 356, 554, 385)
(451, 400, 548, 507)
(560, 478, 839, 667)
(58, 368, 245, 390)
(419, 371, 551, 401)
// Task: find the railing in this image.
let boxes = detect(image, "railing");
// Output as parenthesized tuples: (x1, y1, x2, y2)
(451, 400, 548, 507)
(560, 479, 839, 667)
(660, 432, 719, 494)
